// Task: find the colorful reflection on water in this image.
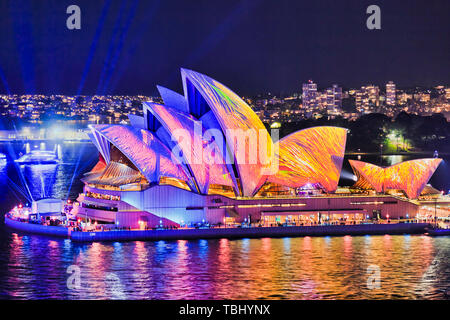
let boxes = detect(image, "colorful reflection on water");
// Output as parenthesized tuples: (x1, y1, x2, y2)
(0, 231, 449, 300)
(0, 143, 449, 299)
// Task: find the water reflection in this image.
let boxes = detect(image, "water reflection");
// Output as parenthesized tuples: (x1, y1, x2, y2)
(0, 233, 449, 299)
(384, 155, 404, 166)
(22, 164, 58, 200)
(0, 142, 98, 205)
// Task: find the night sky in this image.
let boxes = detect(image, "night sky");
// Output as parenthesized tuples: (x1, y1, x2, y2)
(0, 0, 448, 96)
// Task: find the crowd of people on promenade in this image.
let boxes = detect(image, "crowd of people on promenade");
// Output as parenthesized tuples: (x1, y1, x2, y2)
(6, 209, 440, 233)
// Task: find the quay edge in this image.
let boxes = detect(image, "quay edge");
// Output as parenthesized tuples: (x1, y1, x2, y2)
(5, 217, 69, 238)
(4, 217, 430, 242)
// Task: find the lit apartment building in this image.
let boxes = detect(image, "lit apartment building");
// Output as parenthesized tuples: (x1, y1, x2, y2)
(386, 81, 396, 106)
(302, 80, 318, 109)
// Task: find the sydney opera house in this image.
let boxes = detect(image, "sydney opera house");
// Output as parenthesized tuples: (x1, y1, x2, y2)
(71, 69, 442, 228)
(349, 159, 442, 199)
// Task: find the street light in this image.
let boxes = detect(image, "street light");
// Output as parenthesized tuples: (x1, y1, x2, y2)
(434, 198, 438, 228)
(379, 144, 383, 165)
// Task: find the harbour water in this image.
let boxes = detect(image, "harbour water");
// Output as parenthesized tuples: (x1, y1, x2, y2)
(0, 142, 449, 299)
(0, 231, 449, 299)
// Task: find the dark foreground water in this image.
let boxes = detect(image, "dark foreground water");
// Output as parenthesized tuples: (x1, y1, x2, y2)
(0, 142, 449, 299)
(0, 231, 449, 299)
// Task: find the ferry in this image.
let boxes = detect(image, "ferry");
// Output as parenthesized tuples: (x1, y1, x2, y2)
(15, 150, 60, 165)
(425, 224, 450, 236)
(426, 228, 450, 236)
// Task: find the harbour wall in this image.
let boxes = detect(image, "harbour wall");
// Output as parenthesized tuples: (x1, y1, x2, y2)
(70, 223, 429, 242)
(5, 217, 430, 242)
(5, 217, 69, 237)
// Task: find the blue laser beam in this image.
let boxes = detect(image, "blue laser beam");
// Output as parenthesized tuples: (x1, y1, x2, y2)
(108, 0, 161, 94)
(163, 0, 261, 88)
(0, 65, 11, 94)
(99, 0, 139, 95)
(96, 0, 128, 95)
(8, 185, 24, 203)
(5, 175, 32, 203)
(7, 126, 34, 201)
(66, 142, 89, 201)
(77, 0, 113, 96)
(9, 0, 36, 93)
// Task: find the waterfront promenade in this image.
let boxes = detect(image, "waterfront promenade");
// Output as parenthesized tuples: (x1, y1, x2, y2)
(4, 216, 430, 242)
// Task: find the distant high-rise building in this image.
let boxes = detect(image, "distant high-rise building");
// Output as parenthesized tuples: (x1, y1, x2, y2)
(366, 85, 380, 106)
(326, 84, 342, 115)
(302, 80, 317, 109)
(333, 84, 343, 108)
(397, 92, 408, 105)
(445, 88, 450, 100)
(355, 85, 379, 113)
(386, 81, 396, 106)
(355, 91, 363, 110)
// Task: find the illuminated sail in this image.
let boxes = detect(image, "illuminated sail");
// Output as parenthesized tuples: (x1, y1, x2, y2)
(146, 102, 233, 194)
(349, 158, 442, 199)
(268, 126, 347, 193)
(89, 124, 191, 185)
(181, 68, 274, 196)
(349, 160, 385, 192)
(384, 158, 442, 199)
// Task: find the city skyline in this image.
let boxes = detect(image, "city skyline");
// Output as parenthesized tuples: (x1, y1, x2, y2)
(0, 78, 448, 97)
(2, 76, 448, 126)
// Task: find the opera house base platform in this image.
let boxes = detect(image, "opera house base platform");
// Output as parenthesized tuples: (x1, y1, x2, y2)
(71, 182, 424, 230)
(4, 216, 430, 243)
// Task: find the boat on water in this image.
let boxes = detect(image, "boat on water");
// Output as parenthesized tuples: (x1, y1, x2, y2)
(425, 227, 450, 236)
(15, 150, 60, 165)
(0, 153, 6, 163)
(6, 198, 75, 226)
